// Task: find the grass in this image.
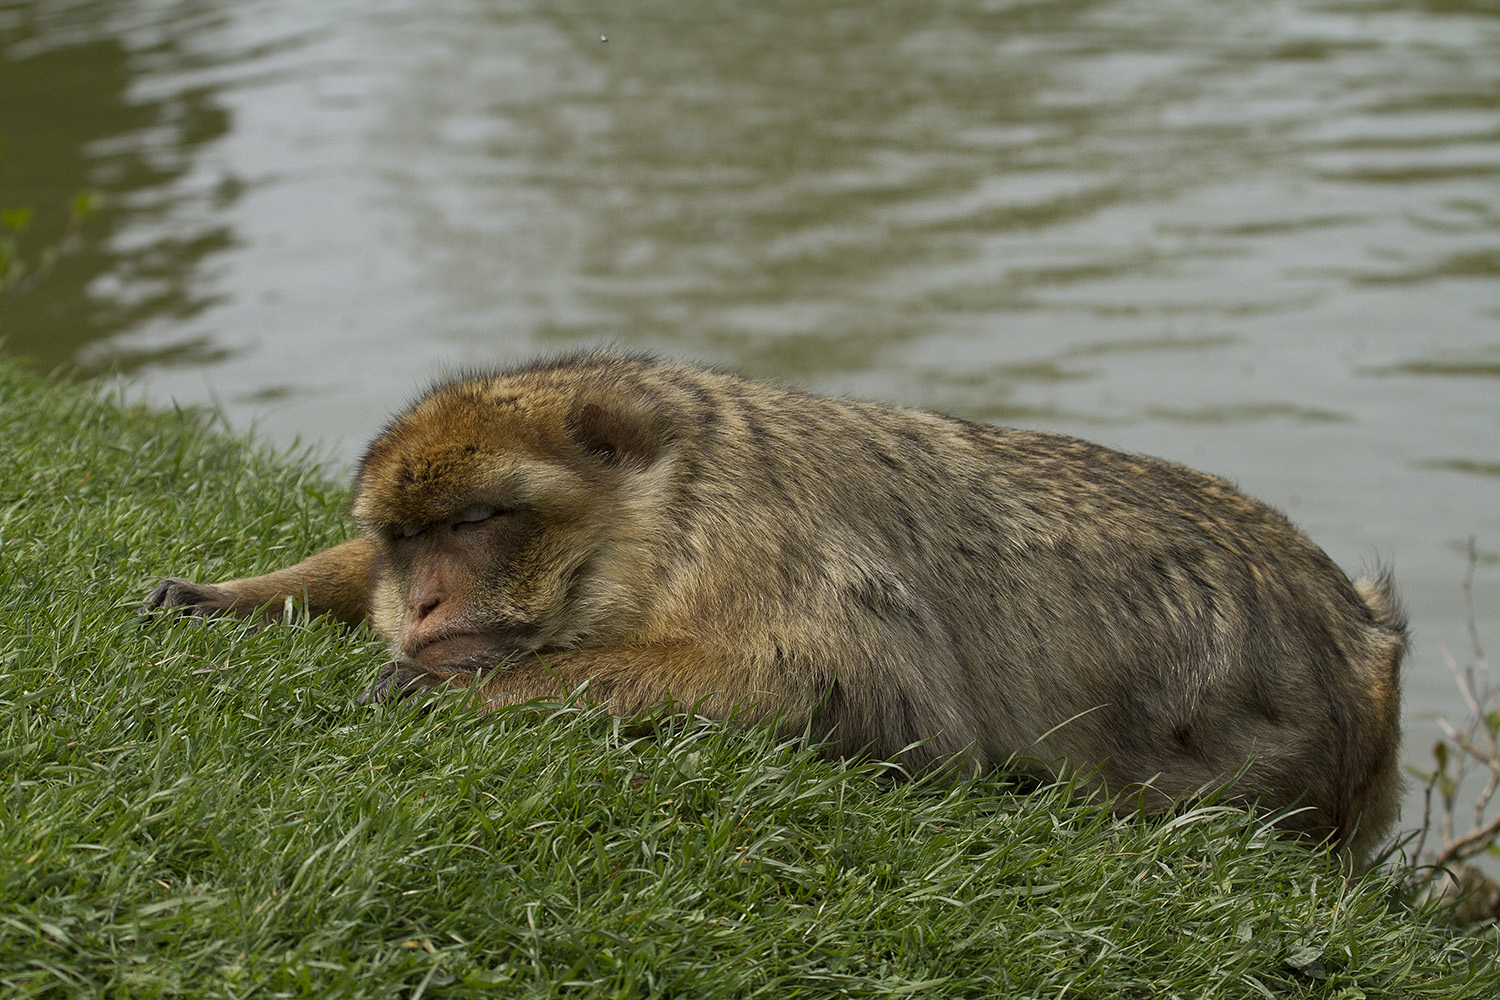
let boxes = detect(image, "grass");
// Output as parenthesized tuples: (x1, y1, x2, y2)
(0, 358, 1497, 998)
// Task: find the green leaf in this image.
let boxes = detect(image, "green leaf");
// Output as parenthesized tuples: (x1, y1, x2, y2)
(1, 206, 32, 233)
(71, 190, 103, 219)
(1285, 942, 1325, 970)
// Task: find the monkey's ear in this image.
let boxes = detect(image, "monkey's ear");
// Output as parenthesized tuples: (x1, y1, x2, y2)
(566, 400, 662, 467)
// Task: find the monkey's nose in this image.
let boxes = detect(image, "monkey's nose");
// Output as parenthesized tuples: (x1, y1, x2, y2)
(409, 594, 443, 622)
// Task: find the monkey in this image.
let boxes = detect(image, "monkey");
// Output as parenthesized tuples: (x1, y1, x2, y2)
(144, 352, 1406, 860)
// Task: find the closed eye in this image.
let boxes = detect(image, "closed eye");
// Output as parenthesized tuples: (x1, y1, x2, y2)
(389, 506, 508, 541)
(450, 505, 505, 530)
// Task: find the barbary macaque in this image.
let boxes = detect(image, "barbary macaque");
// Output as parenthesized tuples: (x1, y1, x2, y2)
(145, 353, 1405, 858)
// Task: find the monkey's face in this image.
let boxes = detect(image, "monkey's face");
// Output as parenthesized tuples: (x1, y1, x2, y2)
(350, 376, 670, 675)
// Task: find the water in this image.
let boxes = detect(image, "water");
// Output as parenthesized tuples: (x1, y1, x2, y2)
(3, 0, 1498, 845)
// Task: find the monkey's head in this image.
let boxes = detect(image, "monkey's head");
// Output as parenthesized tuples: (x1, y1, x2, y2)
(350, 364, 676, 674)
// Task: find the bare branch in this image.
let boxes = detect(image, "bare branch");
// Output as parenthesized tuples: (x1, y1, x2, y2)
(1436, 725, 1500, 770)
(1410, 770, 1436, 868)
(1407, 540, 1500, 923)
(1465, 536, 1487, 669)
(1433, 811, 1500, 868)
(1439, 640, 1485, 723)
(1476, 770, 1498, 832)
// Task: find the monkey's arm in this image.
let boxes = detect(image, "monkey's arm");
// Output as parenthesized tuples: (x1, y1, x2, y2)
(143, 537, 377, 627)
(363, 644, 816, 729)
(361, 643, 976, 767)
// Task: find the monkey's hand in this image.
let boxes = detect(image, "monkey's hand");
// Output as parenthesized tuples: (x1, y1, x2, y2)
(139, 540, 376, 627)
(358, 661, 484, 707)
(358, 662, 427, 706)
(141, 578, 250, 619)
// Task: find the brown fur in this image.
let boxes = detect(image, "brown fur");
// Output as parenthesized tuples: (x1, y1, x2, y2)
(145, 352, 1406, 859)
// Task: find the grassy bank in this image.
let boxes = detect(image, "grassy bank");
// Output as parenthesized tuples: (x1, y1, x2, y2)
(1, 359, 1496, 998)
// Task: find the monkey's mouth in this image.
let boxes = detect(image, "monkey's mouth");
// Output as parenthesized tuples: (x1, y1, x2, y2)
(404, 631, 534, 674)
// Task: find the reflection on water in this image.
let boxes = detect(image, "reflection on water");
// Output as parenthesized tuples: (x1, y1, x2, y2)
(0, 0, 233, 361)
(2, 0, 1498, 830)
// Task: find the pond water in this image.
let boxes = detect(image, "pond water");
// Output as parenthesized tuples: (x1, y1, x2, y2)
(3, 0, 1498, 844)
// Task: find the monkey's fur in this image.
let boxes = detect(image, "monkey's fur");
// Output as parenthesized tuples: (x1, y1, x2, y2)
(145, 353, 1406, 859)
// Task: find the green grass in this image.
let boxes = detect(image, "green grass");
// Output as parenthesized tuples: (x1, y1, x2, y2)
(0, 359, 1496, 998)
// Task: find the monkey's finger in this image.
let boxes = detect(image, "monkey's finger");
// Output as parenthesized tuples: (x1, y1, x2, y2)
(358, 662, 446, 707)
(140, 577, 241, 619)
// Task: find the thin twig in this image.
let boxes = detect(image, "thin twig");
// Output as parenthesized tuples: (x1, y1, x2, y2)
(1465, 536, 1487, 670)
(1476, 770, 1499, 832)
(1433, 811, 1500, 868)
(0, 207, 89, 301)
(1411, 771, 1436, 867)
(1435, 724, 1500, 770)
(1409, 539, 1500, 911)
(1439, 640, 1484, 723)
